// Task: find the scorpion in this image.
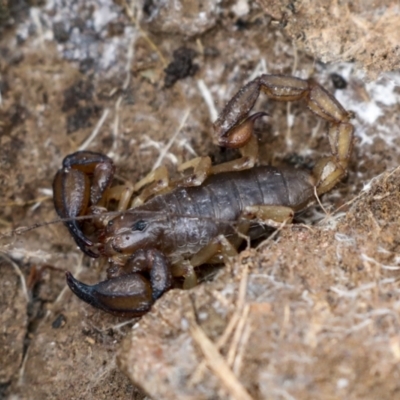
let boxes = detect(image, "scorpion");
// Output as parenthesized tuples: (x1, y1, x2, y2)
(53, 74, 354, 317)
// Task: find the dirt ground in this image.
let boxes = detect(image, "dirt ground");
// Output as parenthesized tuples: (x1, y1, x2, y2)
(1, 1, 400, 399)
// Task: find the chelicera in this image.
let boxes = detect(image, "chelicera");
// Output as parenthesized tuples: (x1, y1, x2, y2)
(53, 74, 354, 317)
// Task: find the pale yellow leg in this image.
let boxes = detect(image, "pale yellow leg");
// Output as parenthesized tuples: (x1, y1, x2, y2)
(169, 235, 240, 290)
(211, 135, 259, 175)
(105, 183, 135, 211)
(177, 156, 212, 187)
(190, 235, 239, 268)
(131, 166, 169, 207)
(242, 204, 294, 227)
(171, 260, 198, 289)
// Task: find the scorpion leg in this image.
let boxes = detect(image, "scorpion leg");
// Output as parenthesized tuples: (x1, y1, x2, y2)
(242, 205, 294, 227)
(106, 166, 171, 208)
(214, 74, 354, 194)
(105, 182, 135, 211)
(137, 81, 266, 191)
(66, 249, 172, 316)
(175, 131, 261, 189)
(176, 113, 264, 188)
(177, 156, 212, 187)
(130, 166, 169, 207)
(211, 134, 259, 175)
(171, 260, 198, 289)
(179, 206, 293, 284)
(191, 235, 238, 266)
(53, 151, 115, 257)
(170, 235, 239, 290)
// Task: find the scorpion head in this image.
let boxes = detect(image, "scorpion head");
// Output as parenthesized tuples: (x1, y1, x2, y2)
(100, 210, 168, 258)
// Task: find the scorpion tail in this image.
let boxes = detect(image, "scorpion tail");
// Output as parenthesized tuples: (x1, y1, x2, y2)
(65, 272, 153, 317)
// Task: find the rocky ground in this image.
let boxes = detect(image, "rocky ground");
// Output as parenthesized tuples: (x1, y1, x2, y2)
(1, 1, 400, 399)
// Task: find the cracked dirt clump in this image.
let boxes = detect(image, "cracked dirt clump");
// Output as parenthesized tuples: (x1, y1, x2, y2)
(119, 167, 400, 399)
(257, 0, 400, 77)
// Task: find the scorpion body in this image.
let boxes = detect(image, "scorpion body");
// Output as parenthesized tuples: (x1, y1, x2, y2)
(54, 74, 355, 317)
(104, 166, 314, 263)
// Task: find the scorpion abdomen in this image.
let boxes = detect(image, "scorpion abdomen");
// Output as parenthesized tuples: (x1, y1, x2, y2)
(126, 166, 315, 258)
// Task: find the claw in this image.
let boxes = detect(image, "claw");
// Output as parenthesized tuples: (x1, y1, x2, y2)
(62, 151, 115, 205)
(53, 151, 115, 258)
(123, 249, 173, 301)
(53, 168, 97, 257)
(66, 272, 153, 317)
(66, 248, 173, 316)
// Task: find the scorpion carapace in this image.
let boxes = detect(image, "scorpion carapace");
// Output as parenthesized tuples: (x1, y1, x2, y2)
(53, 74, 354, 317)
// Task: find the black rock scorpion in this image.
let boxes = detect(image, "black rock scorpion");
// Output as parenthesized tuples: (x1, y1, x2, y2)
(53, 75, 354, 317)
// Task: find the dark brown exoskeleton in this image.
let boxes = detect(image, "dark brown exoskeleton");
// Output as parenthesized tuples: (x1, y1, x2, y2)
(53, 75, 354, 317)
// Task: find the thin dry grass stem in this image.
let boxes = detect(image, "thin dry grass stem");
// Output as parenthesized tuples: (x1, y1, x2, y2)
(313, 185, 330, 216)
(247, 58, 267, 83)
(255, 218, 289, 252)
(284, 43, 299, 150)
(78, 108, 110, 151)
(0, 213, 120, 240)
(122, 0, 167, 67)
(30, 8, 45, 49)
(232, 321, 252, 376)
(0, 251, 30, 302)
(366, 208, 382, 232)
(319, 193, 360, 225)
(189, 264, 249, 386)
(109, 33, 136, 159)
(236, 228, 252, 249)
(237, 263, 249, 311)
(330, 277, 396, 298)
(210, 289, 232, 309)
(108, 95, 123, 159)
(43, 252, 84, 322)
(18, 345, 30, 386)
(107, 318, 138, 331)
(139, 135, 177, 166)
(361, 253, 400, 271)
(225, 264, 251, 367)
(197, 79, 218, 122)
(286, 101, 294, 150)
(278, 303, 291, 341)
(226, 304, 250, 368)
(151, 108, 191, 171)
(196, 37, 204, 55)
(0, 195, 51, 208)
(308, 118, 322, 147)
(295, 222, 316, 233)
(190, 321, 254, 400)
(384, 165, 400, 180)
(189, 311, 240, 386)
(291, 41, 299, 76)
(272, 387, 297, 400)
